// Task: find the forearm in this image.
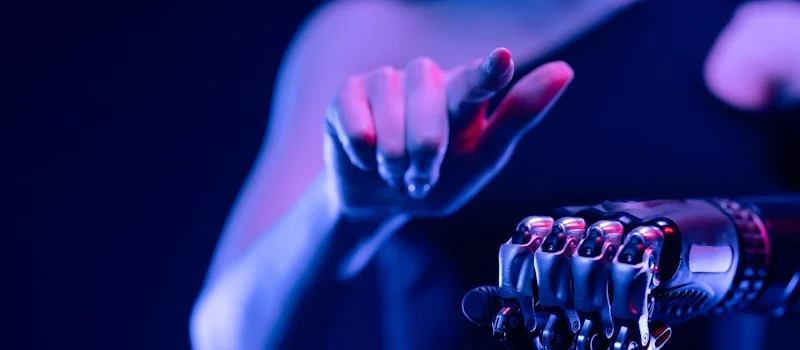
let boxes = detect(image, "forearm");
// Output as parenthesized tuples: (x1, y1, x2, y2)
(190, 173, 409, 350)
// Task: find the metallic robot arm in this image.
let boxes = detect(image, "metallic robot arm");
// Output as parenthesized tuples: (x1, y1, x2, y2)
(463, 197, 800, 350)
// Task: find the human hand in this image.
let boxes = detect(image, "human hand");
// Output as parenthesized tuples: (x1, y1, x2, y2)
(325, 48, 573, 219)
(705, 1, 800, 112)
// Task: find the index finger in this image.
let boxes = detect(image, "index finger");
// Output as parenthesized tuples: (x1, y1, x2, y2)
(447, 48, 515, 121)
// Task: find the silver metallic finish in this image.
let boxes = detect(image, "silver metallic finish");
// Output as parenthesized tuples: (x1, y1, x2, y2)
(587, 220, 625, 247)
(554, 216, 588, 240)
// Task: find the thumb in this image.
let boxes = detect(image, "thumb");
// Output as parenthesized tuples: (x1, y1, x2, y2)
(480, 61, 574, 152)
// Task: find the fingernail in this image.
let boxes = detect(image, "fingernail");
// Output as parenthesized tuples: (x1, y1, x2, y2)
(488, 48, 512, 73)
(482, 49, 514, 91)
(407, 181, 432, 199)
(547, 60, 575, 84)
(483, 55, 496, 75)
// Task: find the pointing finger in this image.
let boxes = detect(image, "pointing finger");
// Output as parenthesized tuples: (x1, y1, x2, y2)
(447, 47, 515, 130)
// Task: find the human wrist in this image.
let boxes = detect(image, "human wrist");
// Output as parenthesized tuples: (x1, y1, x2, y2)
(332, 211, 411, 280)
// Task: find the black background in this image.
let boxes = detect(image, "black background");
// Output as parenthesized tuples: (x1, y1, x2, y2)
(9, 1, 800, 349)
(10, 1, 318, 348)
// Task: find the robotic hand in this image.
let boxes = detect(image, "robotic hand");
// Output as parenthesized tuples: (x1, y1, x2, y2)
(462, 197, 800, 350)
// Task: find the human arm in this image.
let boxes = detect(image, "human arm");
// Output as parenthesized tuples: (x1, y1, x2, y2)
(190, 173, 410, 349)
(188, 0, 627, 348)
(190, 49, 572, 350)
(205, 0, 640, 282)
(189, 3, 423, 349)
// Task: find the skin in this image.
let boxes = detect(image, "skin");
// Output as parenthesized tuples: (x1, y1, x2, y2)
(190, 1, 800, 349)
(203, 0, 640, 278)
(704, 1, 800, 111)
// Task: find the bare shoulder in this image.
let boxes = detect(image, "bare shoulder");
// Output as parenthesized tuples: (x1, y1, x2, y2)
(264, 1, 429, 142)
(307, 0, 415, 29)
(290, 0, 639, 71)
(288, 1, 429, 68)
(286, 0, 527, 70)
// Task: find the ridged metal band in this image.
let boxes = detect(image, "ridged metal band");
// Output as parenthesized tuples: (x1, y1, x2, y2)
(710, 198, 771, 314)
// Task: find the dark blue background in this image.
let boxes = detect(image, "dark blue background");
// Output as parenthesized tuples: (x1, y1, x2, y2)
(11, 1, 318, 348)
(9, 1, 800, 349)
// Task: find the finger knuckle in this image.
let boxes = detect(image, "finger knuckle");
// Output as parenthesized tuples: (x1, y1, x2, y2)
(406, 56, 438, 73)
(341, 75, 365, 95)
(373, 65, 397, 79)
(369, 66, 401, 92)
(344, 127, 377, 147)
(329, 76, 366, 117)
